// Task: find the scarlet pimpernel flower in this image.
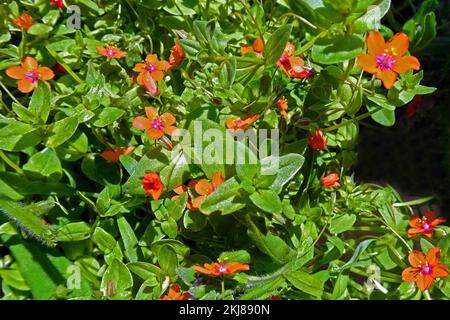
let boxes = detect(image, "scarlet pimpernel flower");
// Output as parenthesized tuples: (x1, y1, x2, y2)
(188, 171, 224, 210)
(357, 31, 420, 89)
(133, 54, 170, 96)
(241, 37, 264, 55)
(50, 0, 64, 8)
(132, 107, 177, 140)
(96, 45, 127, 59)
(100, 147, 134, 163)
(278, 42, 312, 79)
(321, 173, 340, 188)
(308, 128, 327, 151)
(142, 173, 164, 201)
(6, 56, 54, 93)
(226, 115, 260, 132)
(277, 97, 288, 119)
(13, 13, 33, 31)
(402, 247, 449, 292)
(194, 260, 249, 276)
(408, 211, 445, 238)
(160, 284, 190, 300)
(168, 39, 184, 70)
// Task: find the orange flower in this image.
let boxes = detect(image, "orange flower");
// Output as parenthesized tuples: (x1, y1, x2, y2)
(321, 173, 340, 188)
(408, 211, 445, 238)
(226, 115, 260, 132)
(241, 37, 264, 55)
(189, 171, 224, 210)
(308, 128, 327, 151)
(402, 247, 449, 292)
(168, 39, 184, 71)
(142, 173, 164, 201)
(277, 97, 288, 119)
(50, 0, 64, 8)
(100, 146, 134, 163)
(357, 31, 420, 89)
(13, 13, 33, 31)
(96, 45, 127, 59)
(6, 56, 55, 93)
(160, 284, 190, 300)
(171, 184, 195, 211)
(133, 54, 170, 96)
(278, 42, 312, 79)
(194, 260, 249, 277)
(132, 106, 177, 140)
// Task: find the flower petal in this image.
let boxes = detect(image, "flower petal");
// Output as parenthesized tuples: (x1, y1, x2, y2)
(402, 267, 420, 282)
(392, 56, 420, 73)
(17, 79, 35, 93)
(212, 171, 224, 188)
(151, 70, 164, 81)
(161, 112, 176, 126)
(416, 274, 433, 292)
(22, 56, 38, 70)
(6, 66, 26, 80)
(387, 32, 409, 57)
(431, 264, 449, 279)
(132, 116, 151, 130)
(376, 69, 397, 89)
(253, 37, 264, 53)
(147, 128, 164, 140)
(96, 46, 106, 56)
(133, 63, 147, 73)
(156, 61, 170, 72)
(145, 106, 158, 120)
(241, 44, 254, 55)
(356, 54, 378, 74)
(195, 180, 213, 196)
(426, 247, 441, 267)
(408, 250, 426, 268)
(145, 54, 158, 64)
(366, 31, 386, 56)
(38, 67, 55, 80)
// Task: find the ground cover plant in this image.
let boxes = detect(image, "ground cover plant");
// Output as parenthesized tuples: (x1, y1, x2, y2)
(0, 0, 448, 300)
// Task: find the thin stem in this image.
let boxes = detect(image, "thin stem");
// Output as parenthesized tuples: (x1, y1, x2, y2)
(46, 46, 83, 84)
(238, 0, 264, 40)
(0, 150, 23, 174)
(278, 13, 318, 30)
(0, 80, 24, 108)
(323, 107, 383, 132)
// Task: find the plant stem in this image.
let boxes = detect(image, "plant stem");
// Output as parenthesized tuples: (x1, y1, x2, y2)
(0, 80, 24, 108)
(323, 107, 383, 132)
(0, 150, 23, 174)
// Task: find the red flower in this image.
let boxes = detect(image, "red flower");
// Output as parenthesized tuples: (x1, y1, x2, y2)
(241, 37, 264, 55)
(133, 54, 170, 96)
(160, 284, 190, 300)
(188, 171, 224, 210)
(96, 45, 127, 59)
(402, 247, 449, 292)
(408, 211, 445, 238)
(100, 147, 135, 163)
(50, 0, 64, 8)
(142, 173, 164, 201)
(277, 97, 288, 119)
(308, 128, 327, 151)
(132, 106, 177, 140)
(13, 13, 33, 31)
(321, 173, 340, 188)
(406, 96, 423, 119)
(226, 115, 260, 131)
(278, 42, 312, 79)
(168, 39, 184, 71)
(6, 56, 54, 93)
(357, 31, 420, 89)
(194, 260, 249, 277)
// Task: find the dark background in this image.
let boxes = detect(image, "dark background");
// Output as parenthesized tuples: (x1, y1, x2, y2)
(355, 0, 450, 218)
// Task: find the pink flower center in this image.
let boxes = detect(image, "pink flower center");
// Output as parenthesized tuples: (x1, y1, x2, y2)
(25, 70, 39, 83)
(420, 264, 432, 276)
(234, 119, 244, 128)
(217, 262, 228, 273)
(145, 63, 157, 74)
(151, 117, 164, 131)
(421, 221, 431, 231)
(105, 47, 116, 57)
(376, 52, 395, 71)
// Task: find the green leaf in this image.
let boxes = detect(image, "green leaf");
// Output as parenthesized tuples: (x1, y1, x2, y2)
(100, 259, 133, 299)
(46, 116, 79, 148)
(29, 82, 51, 124)
(260, 153, 305, 193)
(0, 120, 41, 151)
(329, 213, 356, 234)
(117, 216, 139, 262)
(93, 227, 116, 254)
(219, 250, 251, 263)
(337, 239, 375, 271)
(369, 106, 395, 127)
(27, 23, 53, 35)
(312, 34, 364, 64)
(93, 107, 125, 127)
(23, 148, 62, 182)
(0, 198, 55, 246)
(56, 222, 91, 242)
(284, 271, 324, 297)
(157, 244, 178, 277)
(250, 189, 282, 214)
(239, 276, 286, 300)
(199, 177, 245, 215)
(219, 56, 237, 89)
(265, 24, 293, 66)
(159, 151, 190, 191)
